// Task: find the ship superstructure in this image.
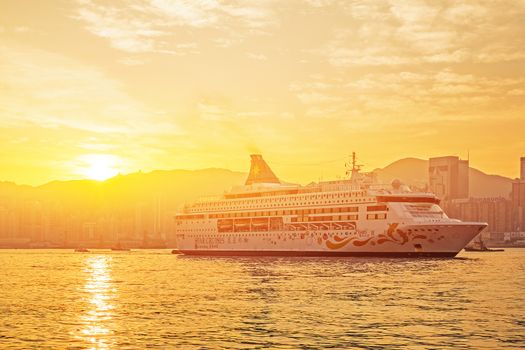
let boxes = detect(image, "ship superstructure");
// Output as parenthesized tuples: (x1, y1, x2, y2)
(175, 154, 486, 257)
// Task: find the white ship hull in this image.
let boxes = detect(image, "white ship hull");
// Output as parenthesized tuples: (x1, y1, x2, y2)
(176, 222, 485, 257)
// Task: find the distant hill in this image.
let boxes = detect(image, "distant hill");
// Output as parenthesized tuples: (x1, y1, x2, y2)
(373, 158, 428, 188)
(373, 158, 513, 198)
(1, 159, 513, 205)
(33, 168, 248, 210)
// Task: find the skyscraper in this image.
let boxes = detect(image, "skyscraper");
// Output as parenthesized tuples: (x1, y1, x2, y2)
(429, 156, 469, 201)
(511, 157, 525, 231)
(520, 157, 525, 181)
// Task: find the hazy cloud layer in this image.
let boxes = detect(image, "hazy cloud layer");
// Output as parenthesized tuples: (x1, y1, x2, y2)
(1, 0, 525, 183)
(0, 45, 178, 135)
(74, 0, 276, 54)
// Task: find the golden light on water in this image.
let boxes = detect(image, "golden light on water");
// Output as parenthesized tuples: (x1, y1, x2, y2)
(79, 255, 115, 350)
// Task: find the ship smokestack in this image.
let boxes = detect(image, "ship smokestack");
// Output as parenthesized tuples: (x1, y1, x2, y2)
(245, 154, 280, 185)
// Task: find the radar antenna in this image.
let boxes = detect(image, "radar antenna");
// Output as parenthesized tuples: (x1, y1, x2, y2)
(345, 152, 363, 182)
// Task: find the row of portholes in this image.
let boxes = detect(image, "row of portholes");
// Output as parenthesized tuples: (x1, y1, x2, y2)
(193, 194, 372, 211)
(183, 231, 354, 239)
(190, 198, 375, 213)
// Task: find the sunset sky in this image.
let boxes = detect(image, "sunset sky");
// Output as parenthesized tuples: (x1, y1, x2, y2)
(1, 0, 524, 185)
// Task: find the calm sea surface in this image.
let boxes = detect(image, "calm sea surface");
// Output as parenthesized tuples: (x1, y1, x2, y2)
(0, 249, 524, 350)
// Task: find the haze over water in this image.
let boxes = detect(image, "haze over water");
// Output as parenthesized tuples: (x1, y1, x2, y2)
(1, 250, 524, 349)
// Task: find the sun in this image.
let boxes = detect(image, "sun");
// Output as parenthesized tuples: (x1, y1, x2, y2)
(77, 154, 120, 181)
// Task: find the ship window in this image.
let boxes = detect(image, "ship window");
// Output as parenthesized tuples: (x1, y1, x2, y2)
(345, 207, 358, 212)
(367, 205, 387, 212)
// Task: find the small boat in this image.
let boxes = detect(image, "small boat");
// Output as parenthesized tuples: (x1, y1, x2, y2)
(171, 249, 181, 254)
(75, 248, 89, 253)
(464, 236, 504, 252)
(464, 246, 505, 252)
(111, 241, 130, 251)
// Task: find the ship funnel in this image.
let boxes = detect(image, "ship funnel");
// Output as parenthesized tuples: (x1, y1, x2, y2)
(245, 154, 280, 185)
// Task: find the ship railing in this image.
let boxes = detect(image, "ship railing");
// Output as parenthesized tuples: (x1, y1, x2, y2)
(194, 195, 222, 203)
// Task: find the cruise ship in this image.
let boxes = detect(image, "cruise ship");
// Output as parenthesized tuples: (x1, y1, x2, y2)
(175, 154, 486, 257)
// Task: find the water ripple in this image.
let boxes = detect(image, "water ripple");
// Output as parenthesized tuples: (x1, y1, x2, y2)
(0, 249, 524, 349)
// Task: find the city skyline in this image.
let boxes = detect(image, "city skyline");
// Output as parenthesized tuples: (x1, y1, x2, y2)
(1, 153, 523, 249)
(2, 1, 525, 185)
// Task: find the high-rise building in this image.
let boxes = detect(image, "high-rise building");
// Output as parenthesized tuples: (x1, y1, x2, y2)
(512, 156, 525, 231)
(521, 156, 525, 180)
(82, 222, 97, 241)
(0, 206, 8, 240)
(429, 156, 469, 201)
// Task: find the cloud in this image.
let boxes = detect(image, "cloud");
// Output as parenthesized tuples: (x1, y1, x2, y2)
(117, 57, 146, 65)
(246, 52, 267, 60)
(288, 67, 525, 126)
(0, 44, 179, 135)
(198, 102, 226, 121)
(74, 2, 165, 53)
(73, 0, 276, 54)
(320, 1, 525, 67)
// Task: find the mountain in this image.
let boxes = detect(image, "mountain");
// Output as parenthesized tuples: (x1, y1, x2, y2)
(1, 158, 513, 207)
(1, 158, 513, 205)
(373, 158, 513, 198)
(373, 158, 428, 188)
(33, 168, 248, 210)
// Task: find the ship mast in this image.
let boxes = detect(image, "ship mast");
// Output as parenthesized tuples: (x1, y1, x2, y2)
(346, 152, 362, 183)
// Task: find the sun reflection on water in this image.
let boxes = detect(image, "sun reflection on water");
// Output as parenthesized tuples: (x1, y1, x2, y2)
(79, 255, 115, 350)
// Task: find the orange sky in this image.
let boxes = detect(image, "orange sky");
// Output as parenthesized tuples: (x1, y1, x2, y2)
(1, 0, 524, 185)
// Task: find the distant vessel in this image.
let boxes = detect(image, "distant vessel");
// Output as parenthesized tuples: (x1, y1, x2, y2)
(111, 241, 130, 251)
(464, 235, 504, 252)
(74, 248, 89, 253)
(175, 153, 487, 257)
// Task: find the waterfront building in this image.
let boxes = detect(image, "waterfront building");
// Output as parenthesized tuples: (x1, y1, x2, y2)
(511, 157, 525, 231)
(447, 197, 513, 234)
